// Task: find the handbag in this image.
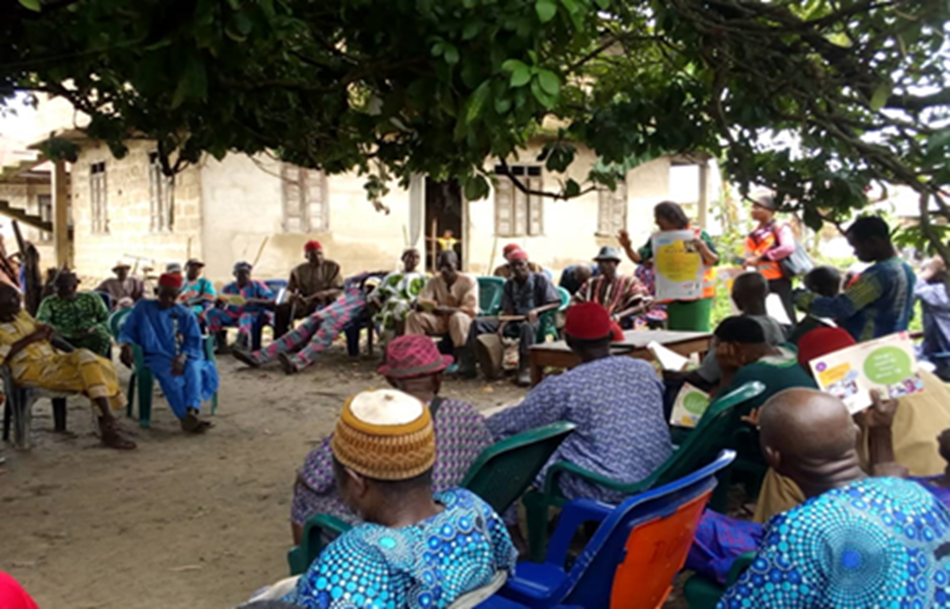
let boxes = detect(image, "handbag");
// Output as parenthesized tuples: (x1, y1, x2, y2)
(771, 224, 814, 278)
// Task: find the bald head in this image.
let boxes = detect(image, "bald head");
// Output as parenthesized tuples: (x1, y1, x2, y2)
(759, 389, 861, 495)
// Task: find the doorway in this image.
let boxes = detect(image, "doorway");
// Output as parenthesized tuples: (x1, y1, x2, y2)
(424, 178, 463, 272)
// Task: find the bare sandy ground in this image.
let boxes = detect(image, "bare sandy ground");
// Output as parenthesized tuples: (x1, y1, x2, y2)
(0, 348, 527, 609)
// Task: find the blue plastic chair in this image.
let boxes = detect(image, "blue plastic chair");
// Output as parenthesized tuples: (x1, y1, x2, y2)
(479, 450, 737, 609)
(478, 276, 506, 316)
(109, 308, 218, 428)
(93, 290, 114, 312)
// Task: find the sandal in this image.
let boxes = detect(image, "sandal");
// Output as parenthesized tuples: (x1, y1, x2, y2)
(181, 412, 214, 434)
(231, 346, 260, 368)
(278, 353, 299, 375)
(100, 420, 137, 450)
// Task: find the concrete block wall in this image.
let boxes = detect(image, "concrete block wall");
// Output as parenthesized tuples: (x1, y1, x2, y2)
(71, 140, 203, 283)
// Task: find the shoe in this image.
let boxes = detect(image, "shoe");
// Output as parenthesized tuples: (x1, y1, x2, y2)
(278, 352, 299, 375)
(516, 367, 532, 387)
(446, 363, 460, 374)
(231, 346, 260, 367)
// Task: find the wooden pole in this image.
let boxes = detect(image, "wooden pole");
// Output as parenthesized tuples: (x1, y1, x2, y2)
(52, 160, 70, 268)
(430, 218, 438, 273)
(697, 161, 709, 228)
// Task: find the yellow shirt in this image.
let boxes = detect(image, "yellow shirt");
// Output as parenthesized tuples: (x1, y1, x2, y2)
(0, 310, 56, 376)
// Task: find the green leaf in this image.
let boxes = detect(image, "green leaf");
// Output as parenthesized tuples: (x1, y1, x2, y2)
(560, 0, 579, 14)
(463, 175, 490, 201)
(494, 96, 512, 114)
(444, 44, 460, 65)
(531, 78, 556, 108)
(510, 65, 532, 88)
(465, 81, 491, 123)
(594, 0, 609, 8)
(172, 56, 208, 109)
(564, 179, 581, 197)
(431, 41, 445, 57)
(462, 22, 481, 40)
(18, 0, 41, 10)
(536, 69, 560, 96)
(501, 59, 528, 73)
(535, 0, 557, 22)
(927, 129, 950, 155)
(869, 83, 890, 112)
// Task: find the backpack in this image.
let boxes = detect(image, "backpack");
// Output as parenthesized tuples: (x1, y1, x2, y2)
(771, 224, 814, 278)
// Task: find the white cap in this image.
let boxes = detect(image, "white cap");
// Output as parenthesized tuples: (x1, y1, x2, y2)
(349, 389, 424, 426)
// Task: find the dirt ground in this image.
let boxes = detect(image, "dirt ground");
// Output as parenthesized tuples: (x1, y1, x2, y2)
(1, 343, 693, 609)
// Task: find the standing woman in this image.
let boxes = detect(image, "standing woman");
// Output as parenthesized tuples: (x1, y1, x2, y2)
(618, 201, 718, 331)
(742, 194, 796, 325)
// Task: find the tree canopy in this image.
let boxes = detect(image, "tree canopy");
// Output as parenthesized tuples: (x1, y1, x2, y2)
(2, 0, 948, 248)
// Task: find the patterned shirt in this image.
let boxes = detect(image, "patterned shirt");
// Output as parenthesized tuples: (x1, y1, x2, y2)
(179, 277, 217, 313)
(573, 274, 647, 316)
(285, 488, 517, 609)
(719, 477, 950, 608)
(36, 292, 110, 340)
(916, 281, 950, 359)
(486, 356, 672, 504)
(292, 397, 495, 526)
(796, 256, 916, 341)
(221, 279, 274, 312)
(368, 271, 426, 331)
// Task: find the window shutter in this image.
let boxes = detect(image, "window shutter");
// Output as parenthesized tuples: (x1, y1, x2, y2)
(495, 179, 513, 237)
(527, 176, 543, 236)
(304, 169, 327, 231)
(612, 180, 627, 233)
(282, 164, 304, 233)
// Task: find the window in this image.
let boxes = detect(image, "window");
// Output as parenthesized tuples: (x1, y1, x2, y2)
(281, 164, 328, 233)
(493, 165, 543, 237)
(89, 161, 108, 234)
(37, 194, 52, 242)
(148, 153, 174, 232)
(597, 180, 627, 236)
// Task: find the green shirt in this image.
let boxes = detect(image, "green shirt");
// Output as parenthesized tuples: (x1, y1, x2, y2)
(716, 345, 818, 415)
(36, 292, 110, 339)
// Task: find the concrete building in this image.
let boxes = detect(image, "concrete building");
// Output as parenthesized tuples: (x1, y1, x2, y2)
(1, 101, 721, 285)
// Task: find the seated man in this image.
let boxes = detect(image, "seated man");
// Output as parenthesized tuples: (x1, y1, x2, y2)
(916, 256, 950, 379)
(119, 273, 217, 433)
(367, 248, 426, 343)
(37, 271, 112, 357)
(274, 241, 343, 338)
(204, 261, 274, 352)
(289, 335, 494, 543)
(690, 347, 950, 586)
(0, 283, 134, 449)
(493, 243, 544, 279)
(95, 261, 145, 310)
(712, 315, 816, 416)
(787, 265, 842, 344)
(558, 262, 596, 296)
(178, 258, 217, 318)
(231, 274, 369, 375)
(487, 302, 672, 505)
(666, 271, 785, 394)
(796, 215, 916, 341)
(460, 249, 561, 385)
(283, 388, 516, 607)
(757, 325, 950, 522)
(572, 246, 649, 330)
(716, 389, 950, 606)
(405, 250, 478, 361)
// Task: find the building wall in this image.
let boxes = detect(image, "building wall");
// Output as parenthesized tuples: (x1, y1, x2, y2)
(0, 181, 56, 269)
(465, 149, 674, 275)
(70, 140, 203, 283)
(199, 154, 413, 283)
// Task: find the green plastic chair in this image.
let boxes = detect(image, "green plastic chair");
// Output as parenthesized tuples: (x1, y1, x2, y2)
(109, 308, 219, 428)
(537, 286, 570, 343)
(478, 276, 506, 316)
(522, 381, 765, 562)
(286, 421, 577, 575)
(683, 551, 755, 608)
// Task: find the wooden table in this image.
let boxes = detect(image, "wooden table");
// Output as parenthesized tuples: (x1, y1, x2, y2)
(528, 329, 713, 386)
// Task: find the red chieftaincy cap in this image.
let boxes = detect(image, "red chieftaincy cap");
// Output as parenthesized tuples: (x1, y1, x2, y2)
(565, 302, 621, 341)
(304, 240, 323, 253)
(503, 243, 521, 256)
(158, 273, 183, 289)
(508, 249, 529, 262)
(797, 327, 856, 369)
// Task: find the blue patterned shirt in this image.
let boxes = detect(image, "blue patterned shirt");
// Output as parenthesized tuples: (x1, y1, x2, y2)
(285, 489, 516, 609)
(719, 477, 950, 608)
(796, 257, 916, 341)
(486, 356, 672, 504)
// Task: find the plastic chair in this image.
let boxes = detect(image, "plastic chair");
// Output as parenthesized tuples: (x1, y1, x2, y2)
(109, 308, 219, 428)
(537, 287, 570, 343)
(479, 450, 737, 609)
(286, 421, 577, 575)
(93, 290, 114, 312)
(523, 381, 764, 562)
(683, 551, 755, 609)
(478, 277, 506, 316)
(1, 366, 72, 449)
